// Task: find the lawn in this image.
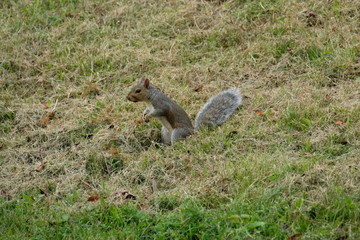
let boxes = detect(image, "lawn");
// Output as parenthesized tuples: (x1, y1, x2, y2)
(1, 0, 359, 239)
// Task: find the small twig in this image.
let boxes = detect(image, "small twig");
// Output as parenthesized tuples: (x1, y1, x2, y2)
(52, 99, 58, 112)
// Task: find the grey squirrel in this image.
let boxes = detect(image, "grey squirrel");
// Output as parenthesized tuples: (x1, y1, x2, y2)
(126, 78, 242, 145)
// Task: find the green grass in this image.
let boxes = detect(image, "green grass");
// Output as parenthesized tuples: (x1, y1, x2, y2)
(1, 187, 359, 239)
(1, 0, 360, 239)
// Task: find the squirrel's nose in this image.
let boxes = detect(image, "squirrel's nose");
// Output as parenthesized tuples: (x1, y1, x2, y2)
(126, 95, 136, 102)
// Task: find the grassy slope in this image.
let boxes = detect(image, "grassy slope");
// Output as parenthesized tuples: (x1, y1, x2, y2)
(1, 0, 359, 239)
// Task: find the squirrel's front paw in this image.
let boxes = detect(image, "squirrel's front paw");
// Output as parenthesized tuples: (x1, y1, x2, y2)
(143, 109, 150, 122)
(143, 113, 151, 122)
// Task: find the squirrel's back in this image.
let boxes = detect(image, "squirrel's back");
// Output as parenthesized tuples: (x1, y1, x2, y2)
(195, 88, 242, 131)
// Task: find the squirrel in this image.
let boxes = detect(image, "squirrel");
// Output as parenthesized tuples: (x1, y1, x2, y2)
(126, 78, 242, 145)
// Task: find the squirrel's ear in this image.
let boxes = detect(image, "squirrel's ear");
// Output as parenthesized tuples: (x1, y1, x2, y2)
(144, 78, 150, 88)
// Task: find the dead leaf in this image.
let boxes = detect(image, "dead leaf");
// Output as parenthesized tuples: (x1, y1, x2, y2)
(286, 47, 296, 55)
(35, 162, 47, 172)
(135, 119, 144, 124)
(82, 83, 99, 97)
(47, 112, 55, 119)
(193, 84, 204, 92)
(87, 194, 100, 202)
(113, 189, 136, 200)
(42, 102, 50, 108)
(0, 190, 9, 199)
(288, 233, 301, 240)
(253, 110, 266, 116)
(37, 112, 55, 127)
(107, 148, 120, 155)
(334, 120, 344, 125)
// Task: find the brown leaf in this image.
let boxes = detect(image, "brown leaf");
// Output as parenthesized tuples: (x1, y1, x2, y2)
(193, 84, 204, 92)
(334, 120, 344, 125)
(82, 83, 99, 97)
(288, 233, 301, 240)
(107, 148, 120, 155)
(286, 47, 296, 55)
(37, 112, 55, 127)
(113, 189, 136, 200)
(135, 119, 144, 124)
(87, 194, 100, 202)
(35, 162, 47, 172)
(253, 110, 266, 116)
(0, 190, 9, 198)
(42, 101, 50, 108)
(47, 112, 55, 120)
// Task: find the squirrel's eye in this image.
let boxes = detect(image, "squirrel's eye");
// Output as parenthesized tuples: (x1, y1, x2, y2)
(135, 89, 141, 93)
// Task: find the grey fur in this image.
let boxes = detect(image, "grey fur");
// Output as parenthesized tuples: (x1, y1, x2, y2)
(161, 125, 193, 145)
(128, 79, 242, 145)
(161, 127, 171, 145)
(171, 128, 193, 145)
(144, 85, 194, 144)
(194, 88, 242, 131)
(146, 86, 193, 130)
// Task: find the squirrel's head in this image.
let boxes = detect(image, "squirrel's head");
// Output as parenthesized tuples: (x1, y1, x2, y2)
(126, 78, 151, 102)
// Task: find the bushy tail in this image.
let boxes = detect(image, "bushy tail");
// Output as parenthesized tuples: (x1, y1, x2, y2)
(194, 88, 242, 131)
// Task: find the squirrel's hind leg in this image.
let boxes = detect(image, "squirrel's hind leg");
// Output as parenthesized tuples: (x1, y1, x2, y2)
(171, 128, 193, 145)
(161, 127, 172, 145)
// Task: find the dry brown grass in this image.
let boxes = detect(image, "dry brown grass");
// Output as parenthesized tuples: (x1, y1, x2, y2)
(1, 0, 359, 224)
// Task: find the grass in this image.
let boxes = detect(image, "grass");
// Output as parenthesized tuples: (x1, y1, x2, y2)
(1, 0, 359, 239)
